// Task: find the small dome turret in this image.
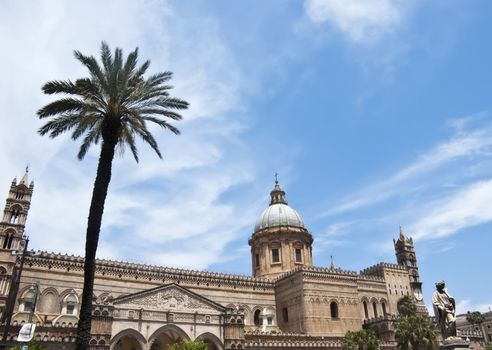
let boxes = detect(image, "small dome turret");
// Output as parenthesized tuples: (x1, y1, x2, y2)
(249, 177, 313, 278)
(253, 179, 305, 232)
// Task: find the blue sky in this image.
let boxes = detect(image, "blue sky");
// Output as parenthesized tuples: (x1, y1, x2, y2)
(1, 0, 491, 314)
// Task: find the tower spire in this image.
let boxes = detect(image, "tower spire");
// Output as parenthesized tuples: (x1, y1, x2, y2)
(269, 174, 287, 205)
(330, 255, 336, 269)
(19, 165, 29, 186)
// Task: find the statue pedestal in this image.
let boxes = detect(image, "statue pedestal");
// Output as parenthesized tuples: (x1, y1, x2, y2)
(440, 338, 469, 350)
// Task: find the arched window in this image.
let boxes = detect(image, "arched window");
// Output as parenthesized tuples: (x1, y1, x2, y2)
(330, 302, 338, 319)
(382, 302, 387, 316)
(254, 309, 261, 326)
(282, 307, 288, 323)
(62, 292, 79, 315)
(372, 302, 378, 318)
(2, 234, 13, 249)
(363, 301, 369, 319)
(9, 208, 21, 224)
(19, 288, 37, 312)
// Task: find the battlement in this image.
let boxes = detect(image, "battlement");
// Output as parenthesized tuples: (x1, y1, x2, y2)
(360, 262, 407, 277)
(26, 251, 275, 288)
(276, 265, 358, 283)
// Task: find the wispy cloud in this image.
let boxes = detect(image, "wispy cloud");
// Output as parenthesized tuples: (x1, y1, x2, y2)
(320, 117, 492, 217)
(410, 179, 492, 241)
(456, 299, 492, 314)
(304, 0, 408, 43)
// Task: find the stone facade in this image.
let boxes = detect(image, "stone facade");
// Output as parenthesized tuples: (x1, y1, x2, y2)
(0, 171, 430, 350)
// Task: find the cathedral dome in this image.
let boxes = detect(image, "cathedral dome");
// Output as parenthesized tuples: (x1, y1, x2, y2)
(253, 179, 305, 232)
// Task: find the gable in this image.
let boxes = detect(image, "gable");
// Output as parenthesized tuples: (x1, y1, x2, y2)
(113, 283, 225, 314)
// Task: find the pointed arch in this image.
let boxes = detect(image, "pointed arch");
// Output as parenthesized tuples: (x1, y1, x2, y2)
(39, 287, 60, 314)
(110, 328, 146, 350)
(148, 324, 190, 349)
(196, 332, 223, 350)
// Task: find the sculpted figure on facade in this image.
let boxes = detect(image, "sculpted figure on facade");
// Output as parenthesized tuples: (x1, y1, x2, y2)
(432, 280, 457, 339)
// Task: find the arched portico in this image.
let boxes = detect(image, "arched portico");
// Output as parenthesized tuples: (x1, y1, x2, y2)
(110, 329, 146, 350)
(197, 332, 223, 350)
(148, 324, 190, 350)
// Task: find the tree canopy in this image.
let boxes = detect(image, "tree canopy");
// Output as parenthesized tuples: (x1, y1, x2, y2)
(341, 329, 380, 350)
(167, 340, 208, 350)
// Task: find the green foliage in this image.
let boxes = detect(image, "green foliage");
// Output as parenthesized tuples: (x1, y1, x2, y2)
(167, 340, 208, 350)
(341, 329, 380, 350)
(9, 342, 46, 350)
(397, 295, 417, 317)
(466, 311, 485, 325)
(38, 41, 189, 162)
(395, 315, 436, 350)
(485, 343, 492, 350)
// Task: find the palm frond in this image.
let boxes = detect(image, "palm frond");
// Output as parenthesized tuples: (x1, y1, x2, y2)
(142, 116, 180, 135)
(77, 128, 101, 160)
(38, 114, 81, 137)
(38, 98, 86, 118)
(73, 51, 107, 91)
(42, 80, 78, 95)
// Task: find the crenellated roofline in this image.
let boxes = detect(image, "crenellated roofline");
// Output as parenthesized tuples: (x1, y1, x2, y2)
(26, 251, 275, 288)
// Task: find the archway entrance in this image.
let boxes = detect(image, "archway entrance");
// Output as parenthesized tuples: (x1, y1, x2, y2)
(149, 326, 190, 350)
(113, 335, 143, 350)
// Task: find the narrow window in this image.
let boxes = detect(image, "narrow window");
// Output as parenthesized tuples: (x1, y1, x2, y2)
(2, 234, 10, 249)
(66, 304, 75, 315)
(5, 235, 13, 249)
(373, 302, 378, 318)
(295, 248, 302, 262)
(363, 301, 369, 319)
(255, 254, 260, 267)
(330, 302, 338, 319)
(272, 248, 279, 263)
(254, 310, 261, 326)
(267, 317, 272, 325)
(282, 308, 288, 323)
(382, 302, 387, 316)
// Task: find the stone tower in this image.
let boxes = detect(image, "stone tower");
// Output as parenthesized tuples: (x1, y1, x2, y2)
(249, 179, 313, 279)
(0, 169, 34, 303)
(393, 227, 427, 314)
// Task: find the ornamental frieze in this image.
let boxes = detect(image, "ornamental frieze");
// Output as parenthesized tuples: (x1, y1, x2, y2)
(114, 286, 221, 314)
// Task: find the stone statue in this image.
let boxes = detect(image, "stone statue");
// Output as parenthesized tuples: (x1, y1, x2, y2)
(432, 280, 457, 340)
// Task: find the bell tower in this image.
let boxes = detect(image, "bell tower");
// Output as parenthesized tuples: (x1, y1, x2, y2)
(394, 227, 427, 314)
(0, 167, 33, 251)
(0, 168, 34, 305)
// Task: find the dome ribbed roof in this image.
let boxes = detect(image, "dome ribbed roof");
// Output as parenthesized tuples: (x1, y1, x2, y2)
(253, 179, 306, 232)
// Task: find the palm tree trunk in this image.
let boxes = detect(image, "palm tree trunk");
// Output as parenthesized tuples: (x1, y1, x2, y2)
(75, 130, 117, 350)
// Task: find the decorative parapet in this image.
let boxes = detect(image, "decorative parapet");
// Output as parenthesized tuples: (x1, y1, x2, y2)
(276, 266, 358, 283)
(360, 262, 407, 277)
(244, 331, 397, 348)
(25, 251, 274, 289)
(363, 314, 399, 325)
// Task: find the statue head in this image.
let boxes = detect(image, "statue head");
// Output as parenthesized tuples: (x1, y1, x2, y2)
(435, 280, 445, 292)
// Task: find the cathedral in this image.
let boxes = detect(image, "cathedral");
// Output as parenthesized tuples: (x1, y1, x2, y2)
(0, 170, 428, 350)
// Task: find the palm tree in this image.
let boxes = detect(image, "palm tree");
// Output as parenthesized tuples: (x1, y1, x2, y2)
(395, 296, 436, 350)
(397, 295, 417, 317)
(395, 315, 436, 350)
(341, 329, 380, 350)
(37, 42, 188, 350)
(466, 311, 485, 328)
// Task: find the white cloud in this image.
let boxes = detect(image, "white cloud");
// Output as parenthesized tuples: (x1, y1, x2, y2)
(456, 299, 492, 314)
(320, 120, 492, 217)
(410, 179, 492, 240)
(0, 0, 259, 270)
(304, 0, 405, 43)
